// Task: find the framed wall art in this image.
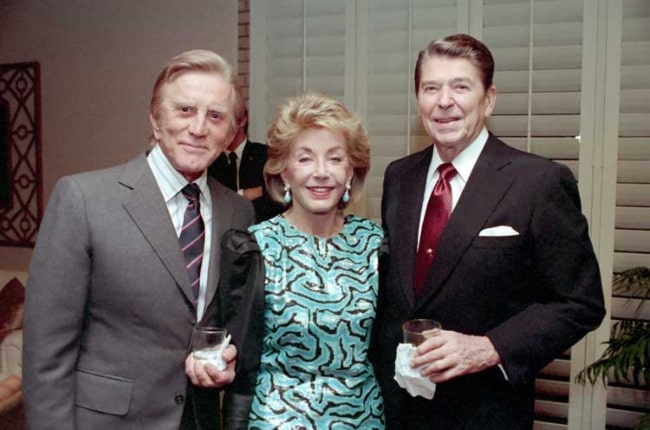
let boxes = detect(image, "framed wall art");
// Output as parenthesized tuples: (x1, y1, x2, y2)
(0, 61, 42, 247)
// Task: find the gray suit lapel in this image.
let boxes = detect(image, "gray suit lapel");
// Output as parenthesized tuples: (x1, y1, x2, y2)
(415, 136, 514, 309)
(119, 155, 196, 307)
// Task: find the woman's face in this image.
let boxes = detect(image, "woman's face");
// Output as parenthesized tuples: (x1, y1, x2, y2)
(280, 127, 353, 221)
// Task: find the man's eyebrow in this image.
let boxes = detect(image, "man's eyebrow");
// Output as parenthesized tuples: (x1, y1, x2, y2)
(207, 106, 228, 113)
(420, 77, 474, 88)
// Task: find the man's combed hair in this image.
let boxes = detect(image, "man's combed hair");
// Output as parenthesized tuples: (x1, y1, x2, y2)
(415, 33, 495, 94)
(149, 49, 244, 134)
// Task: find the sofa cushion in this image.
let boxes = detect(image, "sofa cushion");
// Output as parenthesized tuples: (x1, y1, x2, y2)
(0, 278, 24, 344)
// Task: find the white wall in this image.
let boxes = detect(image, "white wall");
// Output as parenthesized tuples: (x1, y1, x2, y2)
(0, 0, 237, 269)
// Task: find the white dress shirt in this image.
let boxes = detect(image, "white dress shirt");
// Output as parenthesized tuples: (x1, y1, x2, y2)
(147, 144, 213, 319)
(417, 127, 489, 248)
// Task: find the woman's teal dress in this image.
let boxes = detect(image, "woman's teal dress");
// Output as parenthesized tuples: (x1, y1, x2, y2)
(244, 215, 385, 429)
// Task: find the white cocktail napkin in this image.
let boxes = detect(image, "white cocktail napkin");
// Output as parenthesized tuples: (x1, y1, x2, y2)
(393, 343, 437, 399)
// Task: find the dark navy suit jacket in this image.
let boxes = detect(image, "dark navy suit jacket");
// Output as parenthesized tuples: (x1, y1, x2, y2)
(209, 140, 284, 222)
(373, 134, 605, 429)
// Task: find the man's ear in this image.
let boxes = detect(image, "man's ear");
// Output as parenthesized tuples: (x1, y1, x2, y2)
(149, 113, 161, 140)
(239, 115, 248, 130)
(484, 85, 497, 118)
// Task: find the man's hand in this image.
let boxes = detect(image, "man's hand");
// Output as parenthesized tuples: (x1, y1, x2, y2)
(185, 344, 237, 388)
(241, 186, 263, 201)
(410, 330, 500, 383)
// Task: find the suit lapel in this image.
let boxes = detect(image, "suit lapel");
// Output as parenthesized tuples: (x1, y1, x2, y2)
(394, 147, 433, 310)
(120, 155, 196, 307)
(203, 178, 234, 309)
(415, 136, 514, 309)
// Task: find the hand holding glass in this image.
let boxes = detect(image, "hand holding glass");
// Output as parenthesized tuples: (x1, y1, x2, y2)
(402, 319, 441, 346)
(191, 326, 230, 371)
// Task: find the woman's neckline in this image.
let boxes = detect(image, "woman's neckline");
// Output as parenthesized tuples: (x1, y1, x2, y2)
(279, 213, 349, 239)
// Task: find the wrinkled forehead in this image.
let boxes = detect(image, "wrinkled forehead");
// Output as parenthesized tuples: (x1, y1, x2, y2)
(420, 54, 488, 89)
(154, 70, 235, 114)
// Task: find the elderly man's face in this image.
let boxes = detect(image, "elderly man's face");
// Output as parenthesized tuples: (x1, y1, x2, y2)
(150, 71, 234, 181)
(417, 56, 495, 161)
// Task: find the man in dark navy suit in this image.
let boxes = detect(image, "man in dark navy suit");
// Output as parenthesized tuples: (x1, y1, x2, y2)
(209, 107, 283, 222)
(374, 34, 605, 430)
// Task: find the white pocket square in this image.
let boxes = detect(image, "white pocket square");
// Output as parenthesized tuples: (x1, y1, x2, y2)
(478, 225, 519, 237)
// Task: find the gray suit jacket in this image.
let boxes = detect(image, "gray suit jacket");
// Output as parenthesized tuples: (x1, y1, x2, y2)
(23, 153, 255, 430)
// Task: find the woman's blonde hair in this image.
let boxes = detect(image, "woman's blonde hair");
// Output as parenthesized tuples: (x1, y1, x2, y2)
(265, 92, 370, 209)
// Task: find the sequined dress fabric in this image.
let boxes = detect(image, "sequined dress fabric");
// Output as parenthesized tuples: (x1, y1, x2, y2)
(247, 215, 385, 429)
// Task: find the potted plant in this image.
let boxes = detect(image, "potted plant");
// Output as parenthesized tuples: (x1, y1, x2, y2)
(576, 266, 650, 430)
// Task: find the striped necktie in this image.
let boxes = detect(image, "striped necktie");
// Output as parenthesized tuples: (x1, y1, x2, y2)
(179, 183, 205, 302)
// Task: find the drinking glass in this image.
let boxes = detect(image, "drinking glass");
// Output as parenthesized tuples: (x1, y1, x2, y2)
(402, 319, 441, 346)
(191, 326, 228, 370)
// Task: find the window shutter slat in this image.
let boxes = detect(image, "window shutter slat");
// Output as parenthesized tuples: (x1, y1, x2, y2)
(609, 2, 650, 425)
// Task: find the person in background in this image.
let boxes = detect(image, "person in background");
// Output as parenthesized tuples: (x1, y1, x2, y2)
(208, 106, 284, 222)
(23, 49, 254, 430)
(206, 91, 385, 429)
(374, 33, 606, 429)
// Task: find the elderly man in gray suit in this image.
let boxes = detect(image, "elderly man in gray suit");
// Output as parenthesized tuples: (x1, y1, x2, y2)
(23, 50, 254, 429)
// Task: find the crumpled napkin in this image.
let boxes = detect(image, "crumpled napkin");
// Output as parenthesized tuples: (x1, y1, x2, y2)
(393, 343, 437, 399)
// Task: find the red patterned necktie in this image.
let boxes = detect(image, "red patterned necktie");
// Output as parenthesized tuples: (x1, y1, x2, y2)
(179, 183, 205, 302)
(413, 163, 457, 296)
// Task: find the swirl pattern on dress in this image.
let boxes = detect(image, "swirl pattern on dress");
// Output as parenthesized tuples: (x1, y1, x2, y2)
(247, 215, 385, 429)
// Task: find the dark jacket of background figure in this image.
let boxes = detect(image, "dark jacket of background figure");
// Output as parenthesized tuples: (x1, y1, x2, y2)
(372, 134, 606, 430)
(209, 140, 284, 223)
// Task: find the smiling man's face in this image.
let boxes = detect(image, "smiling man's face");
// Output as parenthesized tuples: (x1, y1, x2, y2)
(417, 56, 496, 162)
(150, 71, 234, 181)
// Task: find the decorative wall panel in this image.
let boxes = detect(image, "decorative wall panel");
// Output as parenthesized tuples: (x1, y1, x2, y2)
(0, 62, 42, 247)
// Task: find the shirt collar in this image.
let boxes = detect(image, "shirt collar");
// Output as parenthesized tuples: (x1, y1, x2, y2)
(236, 138, 247, 159)
(226, 138, 246, 160)
(147, 144, 209, 202)
(430, 127, 489, 183)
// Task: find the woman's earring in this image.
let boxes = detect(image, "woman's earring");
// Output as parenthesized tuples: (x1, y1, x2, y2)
(283, 184, 292, 204)
(342, 183, 351, 203)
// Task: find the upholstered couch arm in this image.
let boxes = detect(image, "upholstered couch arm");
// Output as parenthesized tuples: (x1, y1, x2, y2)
(0, 329, 23, 379)
(0, 270, 27, 381)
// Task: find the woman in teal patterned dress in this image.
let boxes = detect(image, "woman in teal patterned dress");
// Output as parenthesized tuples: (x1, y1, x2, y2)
(219, 92, 385, 429)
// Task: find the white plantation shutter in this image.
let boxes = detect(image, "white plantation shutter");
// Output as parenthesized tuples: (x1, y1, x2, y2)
(615, 0, 650, 272)
(607, 0, 650, 428)
(363, 0, 459, 220)
(483, 0, 583, 170)
(249, 0, 347, 141)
